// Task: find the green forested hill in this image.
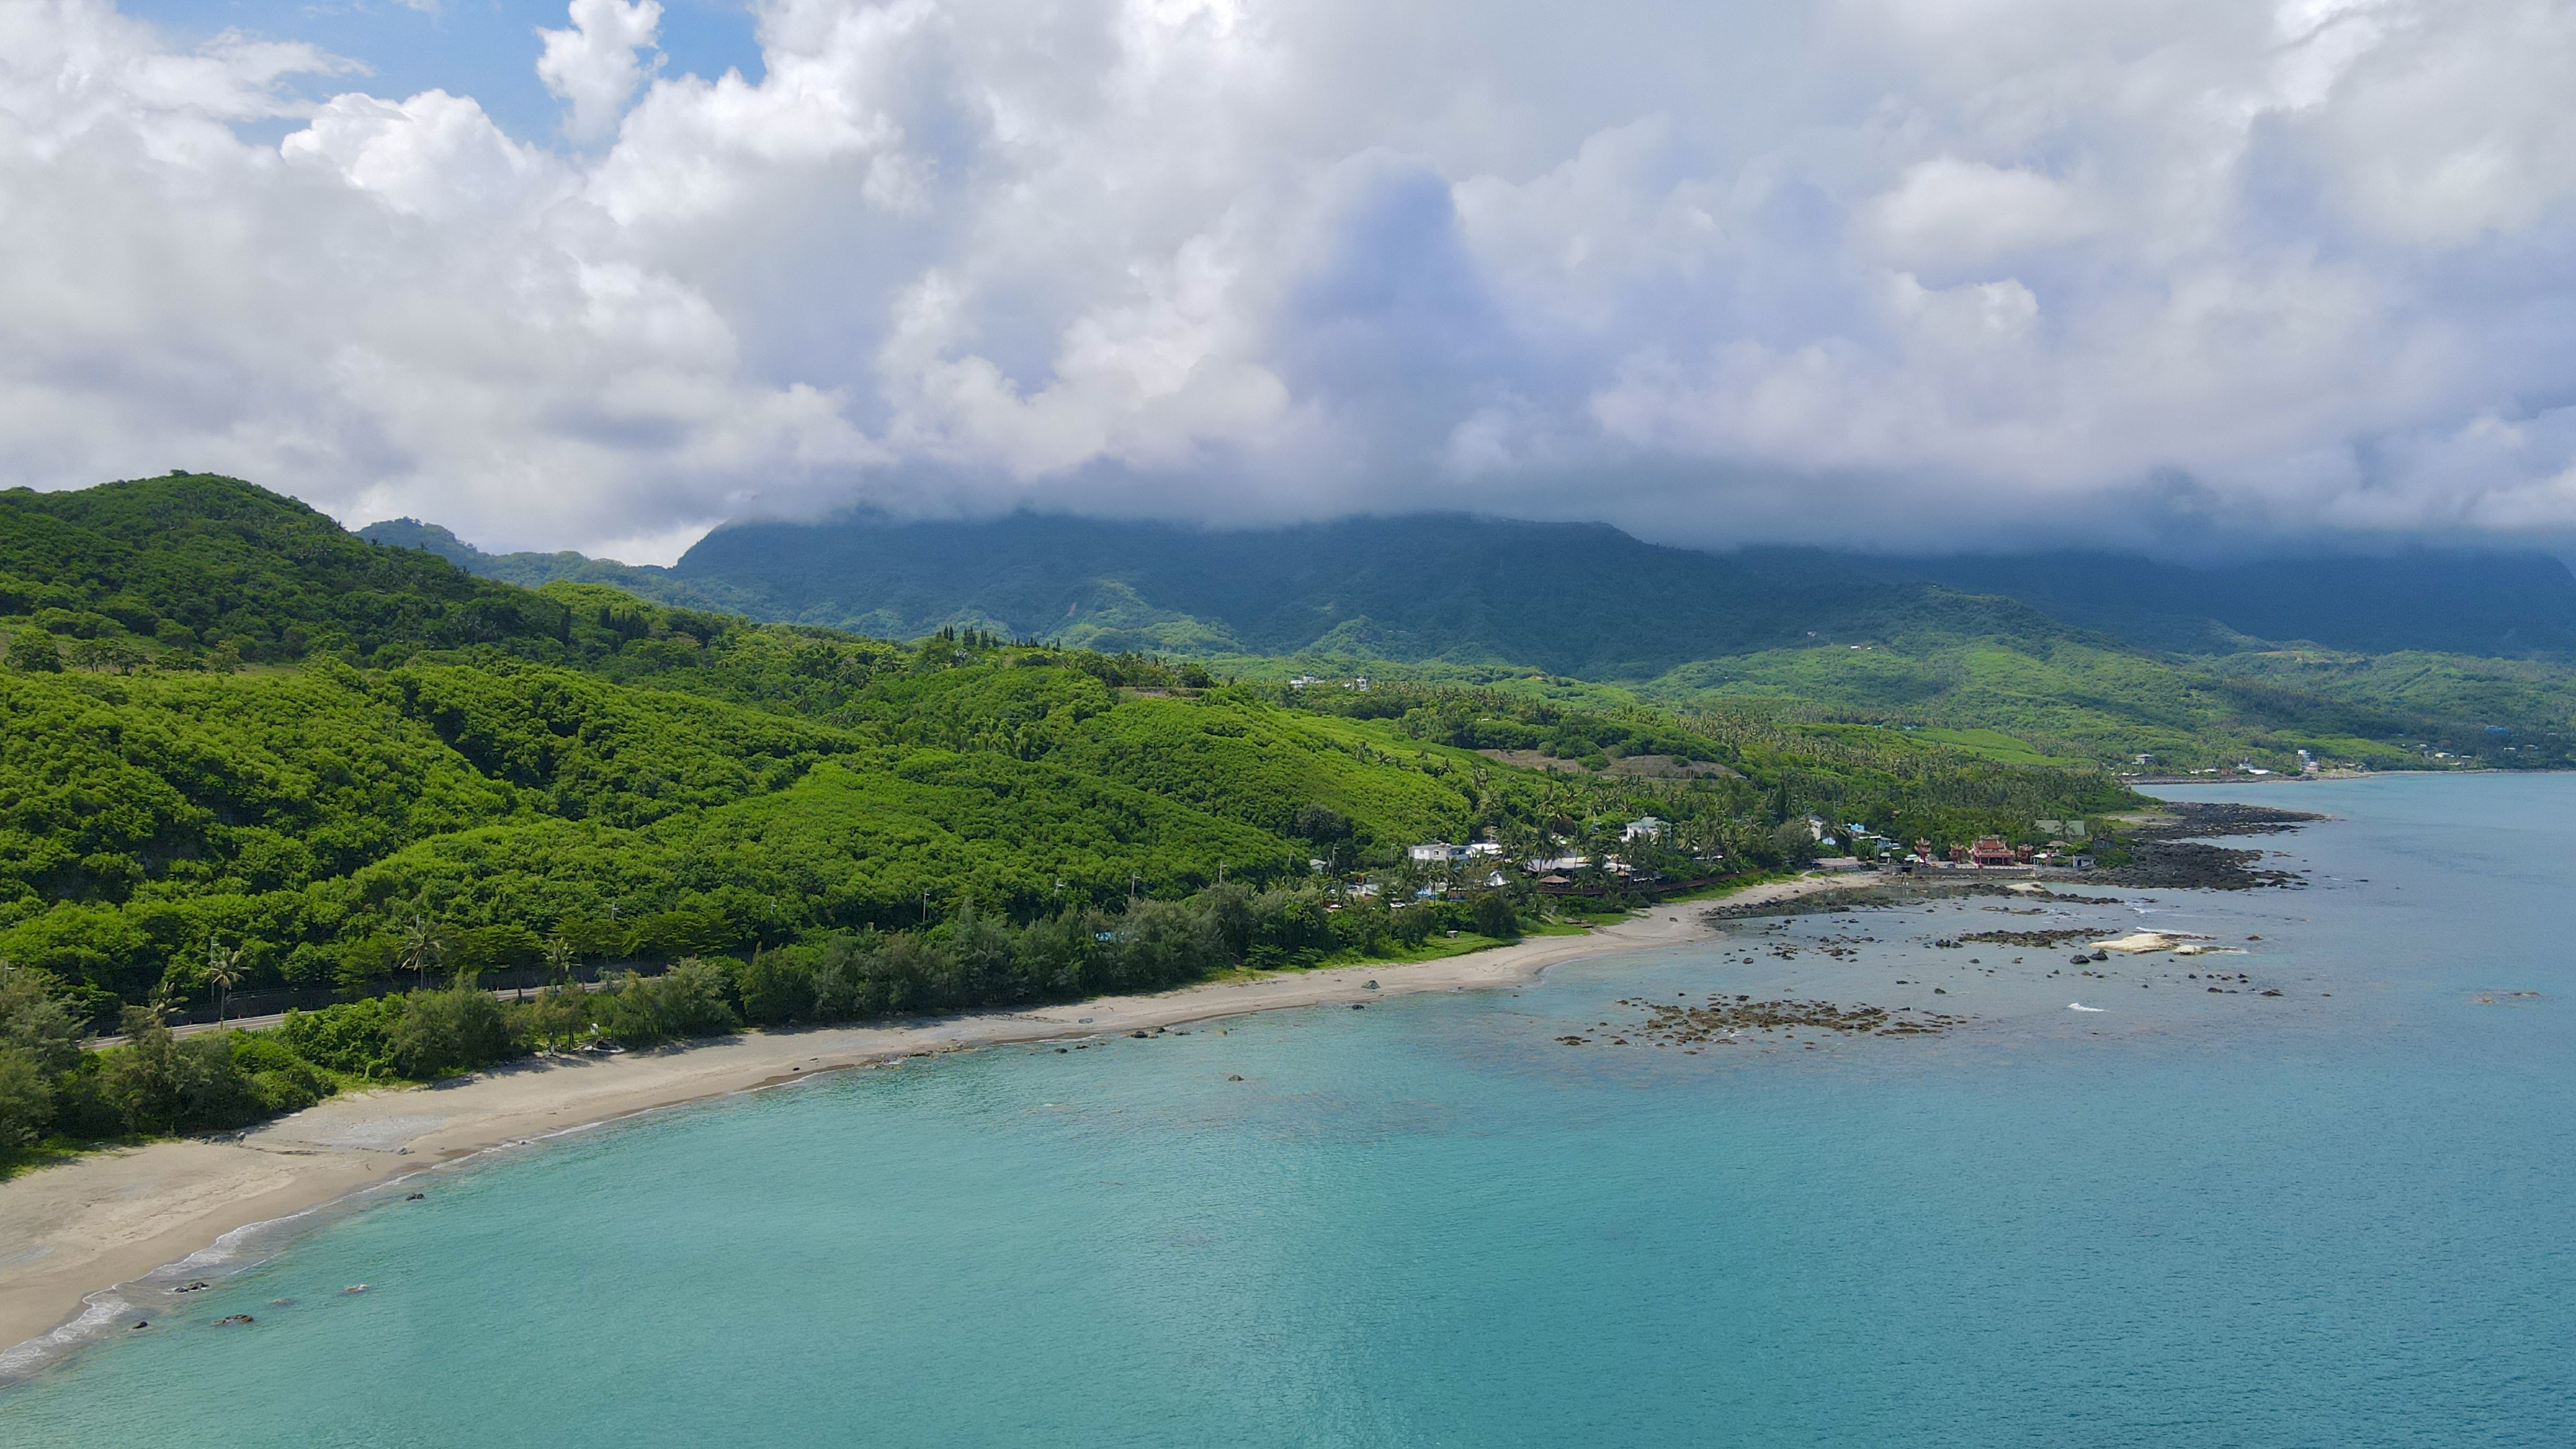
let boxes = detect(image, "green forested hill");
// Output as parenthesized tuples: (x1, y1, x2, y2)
(370, 505, 2576, 773)
(1865, 550, 2576, 657)
(3, 476, 2136, 1033)
(5, 477, 582, 666)
(366, 509, 2080, 673)
(386, 504, 2576, 665)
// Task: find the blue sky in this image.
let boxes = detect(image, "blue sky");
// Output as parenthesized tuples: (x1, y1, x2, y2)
(6, 1, 2576, 564)
(121, 0, 764, 140)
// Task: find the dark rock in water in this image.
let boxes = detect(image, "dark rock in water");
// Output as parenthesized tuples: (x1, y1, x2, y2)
(1131, 1030, 1149, 1038)
(1965, 928, 2096, 949)
(1054, 1047, 1067, 1054)
(1618, 995, 1965, 1045)
(1226, 1074, 1244, 1082)
(2261, 989, 2284, 997)
(1933, 987, 1947, 994)
(214, 1314, 254, 1326)
(1364, 980, 1379, 990)
(406, 1192, 425, 1200)
(130, 1320, 149, 1330)
(2089, 951, 2110, 962)
(1350, 1003, 1367, 1009)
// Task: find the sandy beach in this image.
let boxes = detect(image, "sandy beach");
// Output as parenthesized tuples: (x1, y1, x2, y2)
(0, 886, 1855, 1358)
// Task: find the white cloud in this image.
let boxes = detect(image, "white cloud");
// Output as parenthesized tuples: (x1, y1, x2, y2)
(1863, 159, 2101, 271)
(283, 90, 558, 220)
(536, 0, 663, 142)
(3, 0, 2576, 556)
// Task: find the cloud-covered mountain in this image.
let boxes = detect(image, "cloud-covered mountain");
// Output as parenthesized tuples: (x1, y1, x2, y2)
(367, 510, 2576, 672)
(13, 0, 2576, 561)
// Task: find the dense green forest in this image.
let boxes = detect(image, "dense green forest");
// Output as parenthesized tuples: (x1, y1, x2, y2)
(1, 477, 2125, 1001)
(0, 471, 2201, 1159)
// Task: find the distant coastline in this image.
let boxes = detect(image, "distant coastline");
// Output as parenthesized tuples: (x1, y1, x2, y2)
(5, 896, 1859, 1370)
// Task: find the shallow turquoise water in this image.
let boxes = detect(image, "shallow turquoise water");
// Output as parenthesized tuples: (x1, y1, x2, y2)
(6, 775, 2573, 1445)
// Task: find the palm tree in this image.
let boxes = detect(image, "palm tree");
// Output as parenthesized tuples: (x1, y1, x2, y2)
(542, 937, 577, 994)
(143, 977, 180, 1035)
(399, 914, 445, 994)
(204, 937, 245, 1025)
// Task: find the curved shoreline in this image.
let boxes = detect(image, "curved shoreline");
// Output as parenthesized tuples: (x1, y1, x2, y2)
(0, 896, 1823, 1363)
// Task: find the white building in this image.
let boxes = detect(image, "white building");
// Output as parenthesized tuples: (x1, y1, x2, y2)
(1622, 816, 1669, 843)
(1408, 842, 1467, 864)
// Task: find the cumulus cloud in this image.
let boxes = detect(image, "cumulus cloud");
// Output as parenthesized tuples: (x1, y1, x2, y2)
(535, 0, 663, 142)
(3, 0, 2576, 558)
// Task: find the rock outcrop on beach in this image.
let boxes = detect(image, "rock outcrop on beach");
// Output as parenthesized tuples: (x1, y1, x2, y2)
(2084, 803, 2318, 890)
(1558, 996, 1967, 1051)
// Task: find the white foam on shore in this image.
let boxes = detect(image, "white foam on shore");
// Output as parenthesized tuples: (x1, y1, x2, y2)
(0, 1292, 131, 1383)
(0, 1171, 436, 1387)
(3, 1060, 890, 1387)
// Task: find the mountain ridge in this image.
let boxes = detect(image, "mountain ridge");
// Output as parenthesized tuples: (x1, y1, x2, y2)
(364, 510, 2576, 667)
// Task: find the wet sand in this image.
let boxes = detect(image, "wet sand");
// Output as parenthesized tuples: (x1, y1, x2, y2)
(0, 887, 1855, 1356)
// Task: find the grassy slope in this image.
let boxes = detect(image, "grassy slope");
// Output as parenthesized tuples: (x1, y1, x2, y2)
(1636, 636, 2546, 770)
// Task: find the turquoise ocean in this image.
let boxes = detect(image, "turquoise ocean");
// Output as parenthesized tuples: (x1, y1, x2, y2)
(4, 775, 2571, 1445)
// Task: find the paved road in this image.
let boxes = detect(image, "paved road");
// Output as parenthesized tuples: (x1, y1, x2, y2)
(96, 978, 616, 1047)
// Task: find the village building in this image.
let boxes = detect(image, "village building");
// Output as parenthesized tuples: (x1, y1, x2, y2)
(1622, 816, 1669, 842)
(1965, 837, 2031, 867)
